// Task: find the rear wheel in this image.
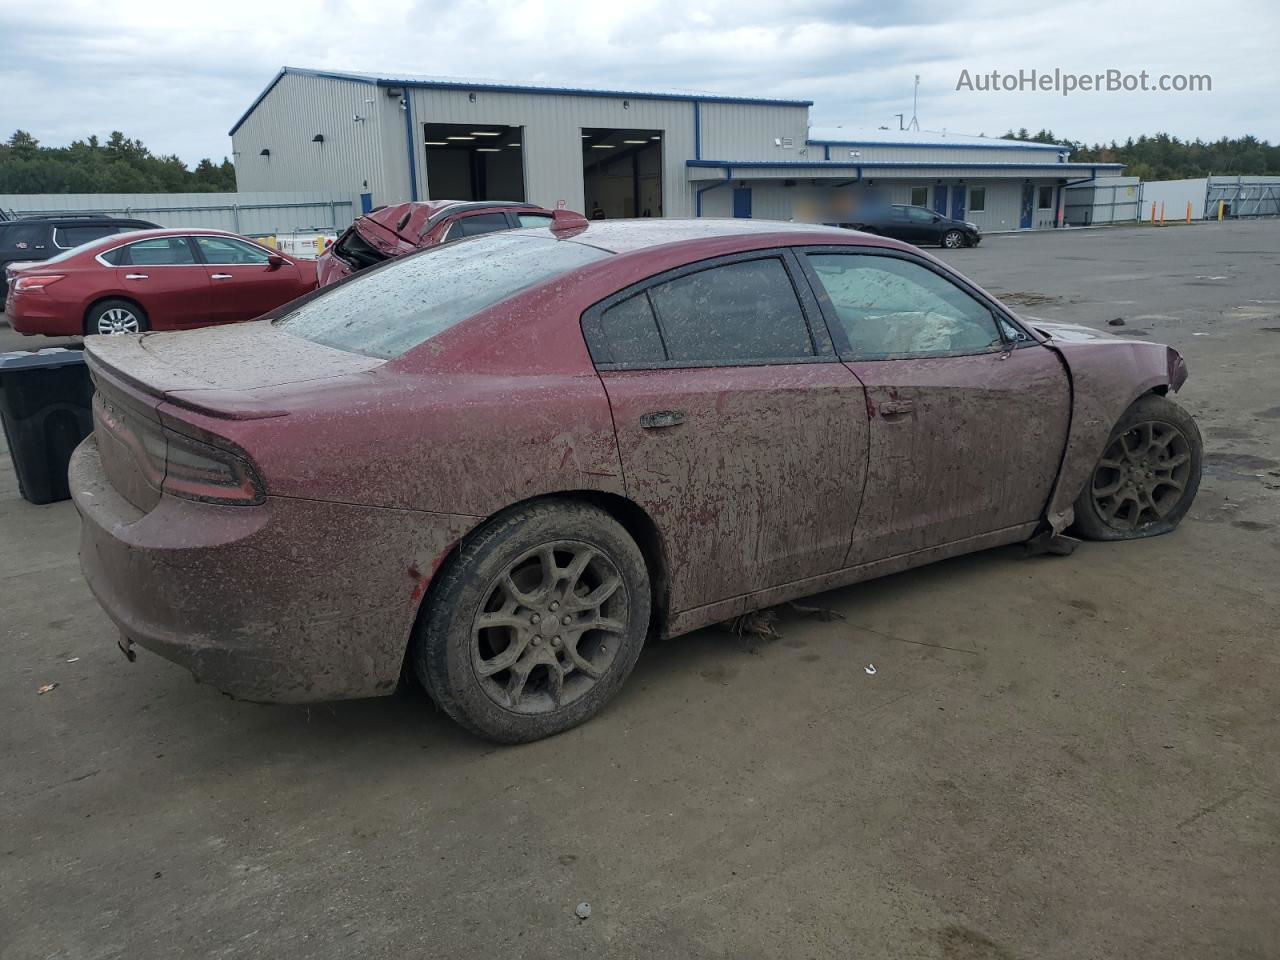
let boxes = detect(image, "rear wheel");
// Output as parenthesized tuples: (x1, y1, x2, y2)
(941, 230, 965, 249)
(87, 299, 149, 336)
(1071, 394, 1202, 540)
(413, 499, 650, 743)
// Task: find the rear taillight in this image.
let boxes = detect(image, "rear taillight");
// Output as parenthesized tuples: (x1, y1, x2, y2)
(14, 274, 64, 292)
(162, 430, 264, 505)
(93, 393, 263, 505)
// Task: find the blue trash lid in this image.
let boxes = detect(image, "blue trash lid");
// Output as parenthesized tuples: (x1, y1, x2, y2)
(0, 347, 87, 371)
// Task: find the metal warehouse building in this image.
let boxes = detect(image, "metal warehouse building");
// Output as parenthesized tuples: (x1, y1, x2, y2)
(231, 67, 1123, 229)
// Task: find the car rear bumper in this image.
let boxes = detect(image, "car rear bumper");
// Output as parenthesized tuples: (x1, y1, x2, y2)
(71, 434, 476, 703)
(7, 292, 81, 336)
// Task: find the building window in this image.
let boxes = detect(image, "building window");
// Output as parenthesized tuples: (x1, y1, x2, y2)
(969, 187, 986, 213)
(909, 186, 929, 207)
(1038, 185, 1054, 210)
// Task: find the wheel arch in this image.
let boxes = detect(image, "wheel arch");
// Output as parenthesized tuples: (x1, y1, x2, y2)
(399, 489, 671, 684)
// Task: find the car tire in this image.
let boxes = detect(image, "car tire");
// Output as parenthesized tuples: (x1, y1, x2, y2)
(413, 498, 651, 743)
(86, 299, 149, 336)
(941, 230, 965, 249)
(1070, 393, 1202, 541)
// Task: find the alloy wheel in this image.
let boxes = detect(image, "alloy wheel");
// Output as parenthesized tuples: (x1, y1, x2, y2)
(471, 540, 628, 714)
(97, 308, 140, 335)
(1090, 419, 1193, 531)
(944, 231, 964, 249)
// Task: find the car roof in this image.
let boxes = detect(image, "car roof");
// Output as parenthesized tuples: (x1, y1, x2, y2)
(543, 217, 886, 255)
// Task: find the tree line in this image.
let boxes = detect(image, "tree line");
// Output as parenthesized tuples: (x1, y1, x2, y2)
(0, 130, 236, 194)
(1002, 128, 1279, 181)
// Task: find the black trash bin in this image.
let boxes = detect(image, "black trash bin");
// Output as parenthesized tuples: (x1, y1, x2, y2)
(0, 348, 94, 505)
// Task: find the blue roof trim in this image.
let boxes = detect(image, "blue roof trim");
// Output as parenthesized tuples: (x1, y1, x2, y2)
(230, 66, 811, 134)
(688, 160, 1125, 171)
(228, 67, 379, 135)
(808, 138, 1066, 152)
(368, 77, 811, 106)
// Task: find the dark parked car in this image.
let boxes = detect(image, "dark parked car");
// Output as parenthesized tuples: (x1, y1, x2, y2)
(837, 204, 980, 249)
(7, 228, 317, 336)
(73, 218, 1200, 743)
(1, 214, 159, 273)
(316, 199, 562, 286)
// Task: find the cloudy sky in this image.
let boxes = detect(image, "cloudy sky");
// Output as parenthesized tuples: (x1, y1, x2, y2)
(2, 0, 1275, 166)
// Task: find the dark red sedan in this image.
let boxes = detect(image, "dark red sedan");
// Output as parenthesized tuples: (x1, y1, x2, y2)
(72, 217, 1201, 742)
(316, 199, 559, 287)
(7, 228, 317, 336)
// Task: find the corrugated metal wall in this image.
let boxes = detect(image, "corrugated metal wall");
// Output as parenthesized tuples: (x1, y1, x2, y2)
(815, 144, 1062, 164)
(405, 87, 698, 215)
(1063, 176, 1141, 225)
(698, 102, 812, 161)
(0, 191, 358, 234)
(231, 73, 394, 203)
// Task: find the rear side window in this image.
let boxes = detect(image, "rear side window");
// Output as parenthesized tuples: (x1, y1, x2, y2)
(117, 237, 197, 266)
(445, 213, 511, 241)
(599, 294, 665, 364)
(517, 213, 554, 228)
(53, 225, 119, 248)
(645, 258, 814, 364)
(99, 246, 130, 266)
(276, 233, 609, 359)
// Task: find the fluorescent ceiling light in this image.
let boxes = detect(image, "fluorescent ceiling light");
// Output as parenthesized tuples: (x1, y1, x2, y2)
(622, 139, 647, 144)
(581, 133, 591, 138)
(471, 131, 501, 136)
(446, 135, 475, 141)
(423, 141, 449, 146)
(650, 135, 661, 140)
(476, 147, 500, 152)
(591, 144, 614, 149)
(507, 142, 521, 147)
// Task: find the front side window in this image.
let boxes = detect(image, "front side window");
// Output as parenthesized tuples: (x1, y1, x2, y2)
(276, 233, 608, 359)
(117, 237, 197, 266)
(969, 187, 986, 213)
(517, 213, 554, 228)
(806, 253, 1002, 359)
(907, 207, 935, 223)
(909, 186, 929, 206)
(195, 236, 272, 264)
(1038, 186, 1054, 209)
(645, 258, 814, 365)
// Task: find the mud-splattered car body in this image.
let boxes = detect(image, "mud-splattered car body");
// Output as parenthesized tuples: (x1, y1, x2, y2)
(71, 219, 1190, 705)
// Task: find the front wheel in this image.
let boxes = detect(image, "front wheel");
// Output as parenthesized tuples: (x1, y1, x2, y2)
(941, 230, 965, 249)
(1071, 394, 1202, 540)
(413, 499, 651, 743)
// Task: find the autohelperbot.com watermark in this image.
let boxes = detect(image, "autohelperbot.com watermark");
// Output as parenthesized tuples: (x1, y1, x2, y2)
(956, 68, 1211, 96)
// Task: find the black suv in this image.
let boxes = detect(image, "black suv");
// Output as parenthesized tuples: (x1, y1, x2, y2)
(835, 204, 980, 249)
(0, 214, 160, 272)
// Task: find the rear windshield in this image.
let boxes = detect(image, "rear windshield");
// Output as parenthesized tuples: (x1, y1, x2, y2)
(275, 233, 609, 359)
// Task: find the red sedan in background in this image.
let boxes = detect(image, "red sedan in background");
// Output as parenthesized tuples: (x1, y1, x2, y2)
(316, 199, 560, 286)
(6, 229, 317, 336)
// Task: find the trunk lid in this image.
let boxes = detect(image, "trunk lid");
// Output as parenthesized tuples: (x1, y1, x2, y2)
(86, 319, 383, 416)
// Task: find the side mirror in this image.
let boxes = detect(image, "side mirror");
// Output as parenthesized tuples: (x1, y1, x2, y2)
(932, 215, 941, 222)
(267, 254, 286, 271)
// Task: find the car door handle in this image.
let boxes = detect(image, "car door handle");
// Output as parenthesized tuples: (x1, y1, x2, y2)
(639, 410, 685, 429)
(879, 400, 914, 418)
(124, 273, 148, 280)
(211, 273, 234, 279)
